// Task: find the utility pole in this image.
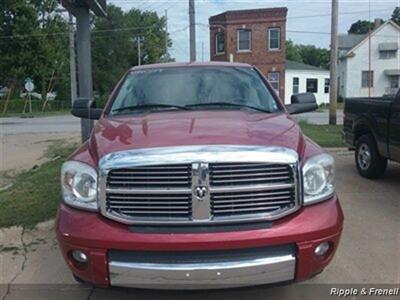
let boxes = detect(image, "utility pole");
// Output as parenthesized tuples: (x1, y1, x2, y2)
(189, 0, 196, 61)
(68, 13, 77, 107)
(201, 42, 204, 62)
(75, 7, 94, 142)
(135, 37, 143, 66)
(329, 0, 339, 125)
(165, 9, 168, 59)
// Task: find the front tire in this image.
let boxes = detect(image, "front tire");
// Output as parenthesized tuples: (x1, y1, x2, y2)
(355, 134, 387, 179)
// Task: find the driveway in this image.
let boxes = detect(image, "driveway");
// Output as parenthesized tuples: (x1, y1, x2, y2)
(1, 150, 399, 299)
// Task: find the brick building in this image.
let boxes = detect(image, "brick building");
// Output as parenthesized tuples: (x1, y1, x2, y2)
(209, 7, 287, 99)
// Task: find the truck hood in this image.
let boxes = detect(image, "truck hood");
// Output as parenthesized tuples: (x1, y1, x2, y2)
(89, 110, 305, 163)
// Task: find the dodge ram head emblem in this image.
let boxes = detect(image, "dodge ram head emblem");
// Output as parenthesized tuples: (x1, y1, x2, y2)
(194, 186, 208, 201)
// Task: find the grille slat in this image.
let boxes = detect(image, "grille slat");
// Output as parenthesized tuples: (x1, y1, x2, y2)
(211, 176, 291, 184)
(109, 205, 190, 210)
(212, 206, 282, 214)
(212, 196, 293, 204)
(212, 190, 291, 199)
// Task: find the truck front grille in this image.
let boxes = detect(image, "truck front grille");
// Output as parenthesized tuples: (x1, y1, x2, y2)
(103, 161, 299, 225)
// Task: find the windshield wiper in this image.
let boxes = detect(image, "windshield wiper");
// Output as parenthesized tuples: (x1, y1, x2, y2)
(112, 103, 191, 113)
(186, 102, 271, 113)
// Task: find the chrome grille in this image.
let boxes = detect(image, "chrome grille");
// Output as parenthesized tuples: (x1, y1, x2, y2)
(210, 163, 295, 219)
(107, 164, 192, 188)
(209, 163, 293, 186)
(106, 192, 191, 220)
(99, 146, 301, 225)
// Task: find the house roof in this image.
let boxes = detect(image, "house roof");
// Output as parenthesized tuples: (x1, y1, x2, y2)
(285, 60, 328, 71)
(209, 7, 287, 23)
(339, 21, 400, 58)
(338, 34, 367, 50)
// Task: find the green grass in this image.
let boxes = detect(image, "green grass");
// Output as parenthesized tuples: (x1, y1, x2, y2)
(316, 102, 345, 112)
(298, 121, 345, 148)
(0, 110, 70, 118)
(0, 141, 78, 228)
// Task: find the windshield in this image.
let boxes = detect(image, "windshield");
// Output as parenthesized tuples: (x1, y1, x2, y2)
(109, 66, 281, 115)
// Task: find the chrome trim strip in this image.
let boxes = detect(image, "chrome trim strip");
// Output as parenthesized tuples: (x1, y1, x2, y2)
(105, 187, 191, 194)
(99, 145, 299, 169)
(210, 183, 294, 193)
(109, 253, 295, 289)
(99, 145, 301, 225)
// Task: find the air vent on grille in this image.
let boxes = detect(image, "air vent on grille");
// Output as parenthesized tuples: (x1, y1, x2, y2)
(209, 163, 292, 186)
(107, 164, 192, 188)
(106, 192, 191, 219)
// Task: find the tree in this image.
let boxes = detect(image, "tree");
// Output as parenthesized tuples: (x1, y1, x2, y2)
(348, 20, 375, 34)
(0, 0, 69, 110)
(285, 40, 303, 63)
(392, 7, 400, 26)
(91, 4, 171, 96)
(297, 45, 330, 69)
(285, 40, 329, 69)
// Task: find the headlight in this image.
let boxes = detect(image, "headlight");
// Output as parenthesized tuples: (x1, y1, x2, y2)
(61, 161, 98, 211)
(302, 153, 335, 205)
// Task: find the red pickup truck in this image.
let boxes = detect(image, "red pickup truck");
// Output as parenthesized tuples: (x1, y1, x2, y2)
(57, 62, 343, 289)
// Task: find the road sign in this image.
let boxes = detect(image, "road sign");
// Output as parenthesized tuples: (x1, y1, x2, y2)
(25, 78, 34, 92)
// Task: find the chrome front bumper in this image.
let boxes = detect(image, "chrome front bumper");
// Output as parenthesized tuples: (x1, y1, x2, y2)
(108, 246, 296, 289)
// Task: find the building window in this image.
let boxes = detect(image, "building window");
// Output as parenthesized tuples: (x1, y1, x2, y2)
(306, 78, 318, 93)
(292, 77, 299, 94)
(379, 50, 396, 59)
(268, 72, 280, 94)
(268, 28, 281, 50)
(362, 71, 374, 88)
(215, 32, 225, 54)
(237, 29, 251, 52)
(324, 78, 330, 93)
(390, 76, 399, 89)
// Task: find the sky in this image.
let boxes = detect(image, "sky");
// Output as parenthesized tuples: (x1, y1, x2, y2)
(108, 0, 400, 62)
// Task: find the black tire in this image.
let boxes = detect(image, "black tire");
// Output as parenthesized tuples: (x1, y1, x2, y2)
(73, 274, 86, 284)
(355, 134, 387, 179)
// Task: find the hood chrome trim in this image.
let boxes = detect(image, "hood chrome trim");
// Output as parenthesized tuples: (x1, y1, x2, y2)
(99, 145, 298, 171)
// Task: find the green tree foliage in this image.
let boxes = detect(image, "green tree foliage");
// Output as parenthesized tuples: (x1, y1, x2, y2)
(392, 7, 400, 26)
(285, 40, 303, 63)
(0, 1, 171, 105)
(348, 20, 375, 34)
(92, 4, 171, 96)
(0, 0, 69, 101)
(297, 44, 330, 69)
(285, 40, 330, 69)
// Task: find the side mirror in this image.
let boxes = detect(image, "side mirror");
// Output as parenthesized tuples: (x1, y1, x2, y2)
(286, 93, 318, 115)
(71, 98, 102, 120)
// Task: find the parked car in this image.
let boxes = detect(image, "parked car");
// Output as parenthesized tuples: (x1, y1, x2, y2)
(57, 62, 343, 289)
(343, 91, 400, 178)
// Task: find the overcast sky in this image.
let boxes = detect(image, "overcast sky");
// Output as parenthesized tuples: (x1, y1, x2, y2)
(108, 0, 400, 62)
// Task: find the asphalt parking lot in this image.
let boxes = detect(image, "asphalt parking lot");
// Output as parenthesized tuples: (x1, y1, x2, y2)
(0, 150, 399, 299)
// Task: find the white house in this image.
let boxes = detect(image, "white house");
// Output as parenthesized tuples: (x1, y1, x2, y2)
(284, 60, 330, 105)
(338, 20, 400, 98)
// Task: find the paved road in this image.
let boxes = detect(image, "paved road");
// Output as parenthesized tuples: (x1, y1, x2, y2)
(0, 111, 342, 136)
(0, 115, 80, 135)
(294, 110, 344, 125)
(1, 150, 399, 299)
